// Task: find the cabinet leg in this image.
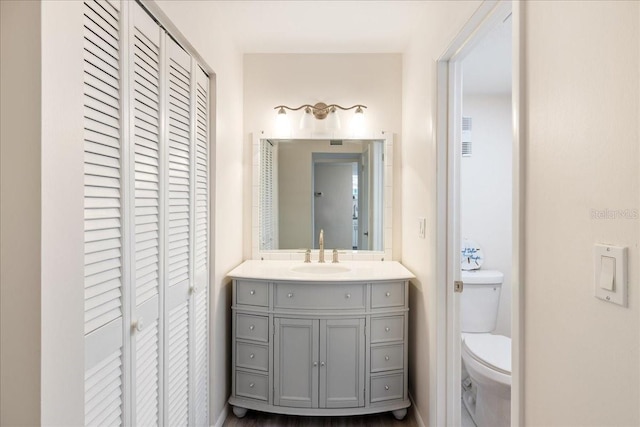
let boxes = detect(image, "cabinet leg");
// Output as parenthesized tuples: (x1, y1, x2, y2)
(232, 406, 248, 418)
(392, 408, 407, 420)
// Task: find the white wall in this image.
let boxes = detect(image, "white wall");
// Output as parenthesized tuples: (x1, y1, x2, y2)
(400, 2, 482, 425)
(0, 1, 41, 424)
(243, 54, 403, 259)
(152, 2, 245, 424)
(460, 95, 512, 337)
(523, 1, 639, 425)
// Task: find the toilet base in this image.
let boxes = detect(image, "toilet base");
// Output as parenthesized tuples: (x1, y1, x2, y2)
(461, 375, 510, 427)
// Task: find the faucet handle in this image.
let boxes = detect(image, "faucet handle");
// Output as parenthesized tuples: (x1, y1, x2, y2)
(304, 249, 311, 263)
(332, 249, 339, 263)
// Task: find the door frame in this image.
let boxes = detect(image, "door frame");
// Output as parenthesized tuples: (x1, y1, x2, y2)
(435, 0, 525, 425)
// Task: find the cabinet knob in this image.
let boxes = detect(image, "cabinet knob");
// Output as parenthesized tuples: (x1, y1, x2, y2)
(249, 325, 255, 331)
(385, 327, 390, 332)
(133, 318, 144, 332)
(321, 362, 325, 367)
(287, 293, 294, 298)
(249, 383, 255, 388)
(385, 385, 390, 391)
(345, 293, 351, 299)
(250, 290, 255, 295)
(385, 292, 391, 297)
(313, 362, 318, 367)
(190, 285, 198, 294)
(250, 353, 255, 359)
(385, 355, 390, 361)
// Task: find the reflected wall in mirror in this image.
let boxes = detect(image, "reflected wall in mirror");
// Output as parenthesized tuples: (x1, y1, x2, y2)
(258, 137, 387, 252)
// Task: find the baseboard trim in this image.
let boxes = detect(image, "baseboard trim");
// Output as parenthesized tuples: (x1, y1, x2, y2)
(409, 392, 426, 427)
(213, 403, 229, 427)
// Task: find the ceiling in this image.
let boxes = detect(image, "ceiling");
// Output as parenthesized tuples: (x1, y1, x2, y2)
(461, 12, 512, 95)
(160, 0, 510, 93)
(198, 1, 457, 53)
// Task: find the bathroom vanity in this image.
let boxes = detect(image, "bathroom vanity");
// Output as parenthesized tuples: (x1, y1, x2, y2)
(227, 260, 414, 420)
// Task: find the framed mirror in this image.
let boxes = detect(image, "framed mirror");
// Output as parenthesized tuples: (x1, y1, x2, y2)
(251, 132, 393, 260)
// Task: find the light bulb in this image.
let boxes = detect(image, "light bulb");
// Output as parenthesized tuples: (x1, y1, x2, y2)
(351, 106, 365, 137)
(299, 106, 312, 130)
(275, 107, 290, 137)
(326, 107, 341, 131)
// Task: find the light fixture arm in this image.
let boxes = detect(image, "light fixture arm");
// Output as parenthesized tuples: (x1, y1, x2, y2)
(274, 102, 367, 120)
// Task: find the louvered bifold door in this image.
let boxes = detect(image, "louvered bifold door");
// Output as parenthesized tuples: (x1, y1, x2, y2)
(260, 141, 274, 250)
(128, 3, 163, 426)
(193, 65, 210, 427)
(82, 0, 125, 425)
(164, 36, 193, 427)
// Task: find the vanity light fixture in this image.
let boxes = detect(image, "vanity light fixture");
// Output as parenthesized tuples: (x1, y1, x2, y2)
(275, 105, 291, 137)
(274, 102, 367, 131)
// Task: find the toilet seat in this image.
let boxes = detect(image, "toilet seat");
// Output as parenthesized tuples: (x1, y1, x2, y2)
(463, 333, 511, 375)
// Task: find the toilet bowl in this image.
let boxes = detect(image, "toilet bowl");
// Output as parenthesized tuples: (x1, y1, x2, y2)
(460, 269, 510, 427)
(461, 333, 511, 427)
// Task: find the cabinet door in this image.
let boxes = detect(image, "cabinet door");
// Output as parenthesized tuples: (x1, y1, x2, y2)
(320, 318, 365, 408)
(129, 4, 163, 426)
(192, 65, 210, 427)
(164, 35, 194, 427)
(83, 0, 125, 425)
(274, 318, 319, 408)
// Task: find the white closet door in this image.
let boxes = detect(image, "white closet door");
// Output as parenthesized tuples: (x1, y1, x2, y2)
(193, 65, 210, 427)
(260, 141, 275, 250)
(129, 3, 162, 426)
(82, 0, 125, 425)
(164, 36, 193, 427)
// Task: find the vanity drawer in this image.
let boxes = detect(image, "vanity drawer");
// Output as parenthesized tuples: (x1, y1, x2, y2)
(236, 280, 268, 307)
(274, 283, 365, 310)
(371, 344, 404, 373)
(236, 314, 269, 343)
(236, 342, 269, 372)
(370, 372, 404, 403)
(370, 316, 404, 344)
(371, 282, 405, 309)
(236, 370, 269, 401)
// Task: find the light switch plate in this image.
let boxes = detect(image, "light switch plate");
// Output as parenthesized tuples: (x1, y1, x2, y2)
(594, 244, 627, 307)
(418, 217, 426, 239)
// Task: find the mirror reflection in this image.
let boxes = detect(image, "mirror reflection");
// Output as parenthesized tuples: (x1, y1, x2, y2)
(260, 139, 385, 251)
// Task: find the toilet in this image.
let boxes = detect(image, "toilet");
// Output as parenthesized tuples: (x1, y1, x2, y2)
(461, 270, 511, 427)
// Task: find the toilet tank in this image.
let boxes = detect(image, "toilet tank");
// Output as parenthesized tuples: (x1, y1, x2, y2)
(460, 270, 504, 333)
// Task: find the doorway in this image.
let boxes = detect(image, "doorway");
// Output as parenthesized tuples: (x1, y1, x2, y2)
(436, 1, 524, 426)
(312, 153, 362, 250)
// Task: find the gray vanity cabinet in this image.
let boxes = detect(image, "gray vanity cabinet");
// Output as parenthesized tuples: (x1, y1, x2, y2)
(274, 317, 366, 409)
(230, 278, 410, 420)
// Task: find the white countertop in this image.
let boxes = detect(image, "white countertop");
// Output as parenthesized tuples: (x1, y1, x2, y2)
(227, 260, 415, 282)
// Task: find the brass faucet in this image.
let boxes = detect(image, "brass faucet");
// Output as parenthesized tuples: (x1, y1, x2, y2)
(318, 229, 325, 263)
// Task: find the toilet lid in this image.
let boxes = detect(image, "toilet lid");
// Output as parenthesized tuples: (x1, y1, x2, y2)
(463, 334, 511, 375)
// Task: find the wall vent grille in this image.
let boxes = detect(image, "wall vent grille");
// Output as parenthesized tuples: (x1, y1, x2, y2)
(462, 116, 472, 157)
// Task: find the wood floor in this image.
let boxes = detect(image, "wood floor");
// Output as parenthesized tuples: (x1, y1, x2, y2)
(222, 408, 419, 427)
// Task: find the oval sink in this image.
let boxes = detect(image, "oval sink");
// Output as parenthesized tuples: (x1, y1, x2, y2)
(291, 264, 351, 275)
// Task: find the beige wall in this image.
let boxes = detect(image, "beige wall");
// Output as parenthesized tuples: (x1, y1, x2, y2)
(523, 1, 640, 425)
(243, 54, 403, 260)
(400, 1, 482, 425)
(0, 1, 41, 425)
(153, 1, 245, 424)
